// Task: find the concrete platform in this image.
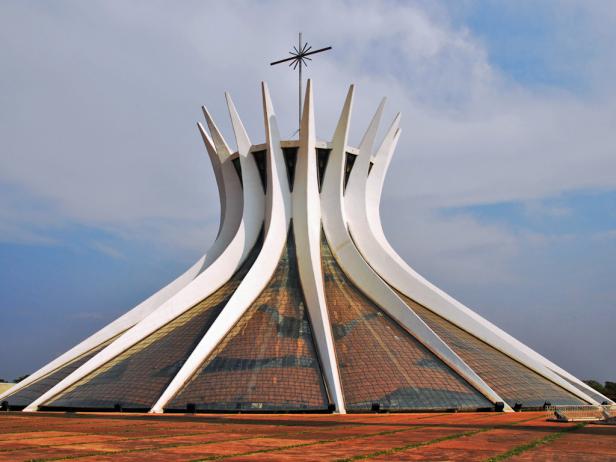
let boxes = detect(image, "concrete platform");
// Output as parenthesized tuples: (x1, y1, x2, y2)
(0, 411, 614, 461)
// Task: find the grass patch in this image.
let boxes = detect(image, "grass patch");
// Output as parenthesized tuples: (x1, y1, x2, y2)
(336, 428, 487, 461)
(26, 422, 372, 462)
(189, 425, 428, 461)
(484, 422, 586, 461)
(334, 414, 543, 461)
(187, 413, 452, 462)
(22, 413, 544, 462)
(0, 430, 220, 453)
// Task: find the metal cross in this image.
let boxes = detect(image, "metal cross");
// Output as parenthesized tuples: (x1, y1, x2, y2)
(270, 33, 332, 132)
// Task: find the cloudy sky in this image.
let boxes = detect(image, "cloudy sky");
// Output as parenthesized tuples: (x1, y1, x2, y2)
(1, 0, 614, 383)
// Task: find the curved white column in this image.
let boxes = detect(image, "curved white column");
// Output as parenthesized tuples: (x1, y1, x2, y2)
(350, 114, 600, 405)
(224, 93, 266, 251)
(0, 260, 206, 404)
(199, 107, 243, 262)
(0, 121, 238, 405)
(25, 105, 265, 412)
(320, 85, 509, 409)
(364, 115, 400, 251)
(292, 80, 346, 413)
(150, 82, 291, 413)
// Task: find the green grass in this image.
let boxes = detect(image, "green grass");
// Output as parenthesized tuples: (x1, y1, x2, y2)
(0, 430, 221, 453)
(336, 428, 487, 461)
(188, 413, 457, 461)
(333, 414, 542, 461)
(25, 421, 381, 462)
(189, 425, 429, 462)
(22, 413, 551, 462)
(484, 422, 586, 461)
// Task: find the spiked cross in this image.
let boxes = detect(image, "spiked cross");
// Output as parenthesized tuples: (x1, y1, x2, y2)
(270, 33, 332, 132)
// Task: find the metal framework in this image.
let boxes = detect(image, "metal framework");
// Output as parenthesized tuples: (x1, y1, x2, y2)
(1, 82, 611, 414)
(270, 33, 331, 130)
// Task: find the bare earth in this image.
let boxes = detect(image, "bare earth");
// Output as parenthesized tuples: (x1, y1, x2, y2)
(1, 411, 615, 461)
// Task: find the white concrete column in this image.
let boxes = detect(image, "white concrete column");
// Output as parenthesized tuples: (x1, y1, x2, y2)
(149, 82, 292, 413)
(1, 118, 237, 405)
(292, 79, 346, 413)
(348, 113, 600, 405)
(25, 105, 265, 412)
(320, 85, 509, 409)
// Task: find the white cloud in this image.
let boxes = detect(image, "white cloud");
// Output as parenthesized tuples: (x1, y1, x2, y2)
(592, 229, 616, 241)
(1, 1, 614, 240)
(89, 241, 125, 260)
(1, 0, 614, 283)
(383, 202, 520, 287)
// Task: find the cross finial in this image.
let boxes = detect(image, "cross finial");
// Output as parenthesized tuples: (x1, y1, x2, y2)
(270, 33, 332, 133)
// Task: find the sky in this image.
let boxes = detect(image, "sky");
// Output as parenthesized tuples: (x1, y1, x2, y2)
(0, 0, 615, 383)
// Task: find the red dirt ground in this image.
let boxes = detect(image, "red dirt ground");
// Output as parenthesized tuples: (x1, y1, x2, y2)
(0, 411, 614, 461)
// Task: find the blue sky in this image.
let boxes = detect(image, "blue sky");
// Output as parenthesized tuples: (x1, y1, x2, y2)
(463, 1, 595, 90)
(0, 0, 615, 382)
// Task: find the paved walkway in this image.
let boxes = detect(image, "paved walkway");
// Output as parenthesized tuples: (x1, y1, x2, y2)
(1, 411, 615, 461)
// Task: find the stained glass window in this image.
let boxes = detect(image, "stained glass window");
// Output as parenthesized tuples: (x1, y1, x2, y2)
(43, 237, 262, 410)
(343, 152, 356, 191)
(5, 336, 118, 409)
(166, 228, 329, 412)
(282, 147, 298, 191)
(316, 148, 330, 191)
(321, 235, 491, 411)
(558, 375, 610, 404)
(398, 293, 586, 408)
(252, 149, 267, 192)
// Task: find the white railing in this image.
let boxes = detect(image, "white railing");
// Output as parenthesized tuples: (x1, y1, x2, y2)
(546, 404, 616, 422)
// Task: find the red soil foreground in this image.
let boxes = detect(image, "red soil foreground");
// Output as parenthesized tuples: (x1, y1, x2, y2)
(1, 411, 615, 461)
